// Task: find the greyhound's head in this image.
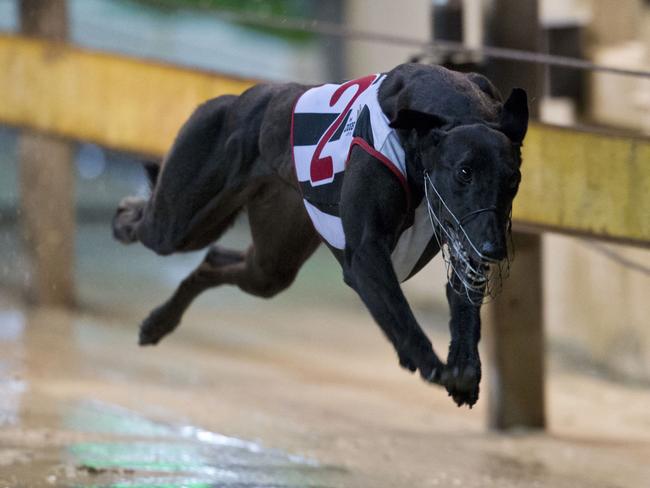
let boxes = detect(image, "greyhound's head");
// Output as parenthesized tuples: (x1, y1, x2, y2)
(390, 89, 528, 303)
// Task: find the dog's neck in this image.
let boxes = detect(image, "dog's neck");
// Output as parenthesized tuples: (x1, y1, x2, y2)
(396, 130, 427, 203)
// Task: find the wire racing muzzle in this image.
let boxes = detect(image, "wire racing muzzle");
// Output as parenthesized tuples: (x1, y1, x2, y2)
(424, 173, 512, 305)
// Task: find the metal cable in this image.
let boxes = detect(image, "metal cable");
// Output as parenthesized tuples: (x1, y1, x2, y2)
(6, 1, 649, 78)
(204, 8, 650, 79)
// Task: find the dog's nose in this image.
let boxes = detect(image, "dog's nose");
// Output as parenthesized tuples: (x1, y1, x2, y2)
(479, 242, 505, 260)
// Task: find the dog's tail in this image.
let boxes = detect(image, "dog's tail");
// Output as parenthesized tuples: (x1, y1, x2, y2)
(142, 161, 161, 189)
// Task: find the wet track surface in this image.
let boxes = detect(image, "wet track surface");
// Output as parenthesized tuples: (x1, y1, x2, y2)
(1, 226, 650, 487)
(2, 299, 650, 488)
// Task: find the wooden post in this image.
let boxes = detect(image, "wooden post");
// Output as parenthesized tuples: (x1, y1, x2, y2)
(484, 231, 545, 430)
(19, 0, 68, 40)
(485, 0, 543, 116)
(18, 0, 75, 307)
(481, 0, 545, 431)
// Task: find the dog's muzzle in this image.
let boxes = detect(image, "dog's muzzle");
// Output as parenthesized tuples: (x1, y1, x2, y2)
(423, 173, 512, 305)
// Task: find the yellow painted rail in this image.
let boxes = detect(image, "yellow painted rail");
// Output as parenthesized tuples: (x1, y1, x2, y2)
(515, 125, 650, 246)
(0, 35, 255, 156)
(0, 35, 648, 245)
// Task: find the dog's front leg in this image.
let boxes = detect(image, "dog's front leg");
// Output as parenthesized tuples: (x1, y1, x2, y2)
(344, 237, 446, 384)
(445, 281, 482, 407)
(340, 151, 447, 385)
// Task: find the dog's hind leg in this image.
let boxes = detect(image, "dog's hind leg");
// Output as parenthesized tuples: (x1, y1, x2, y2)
(112, 94, 250, 254)
(138, 244, 246, 345)
(139, 180, 321, 345)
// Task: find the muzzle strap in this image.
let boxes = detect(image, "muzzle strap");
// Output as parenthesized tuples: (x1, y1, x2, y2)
(459, 206, 498, 226)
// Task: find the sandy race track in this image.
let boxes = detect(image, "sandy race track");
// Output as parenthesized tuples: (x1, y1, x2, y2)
(0, 227, 649, 487)
(1, 300, 649, 487)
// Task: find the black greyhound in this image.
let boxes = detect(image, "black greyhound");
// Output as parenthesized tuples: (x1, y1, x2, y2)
(113, 63, 528, 407)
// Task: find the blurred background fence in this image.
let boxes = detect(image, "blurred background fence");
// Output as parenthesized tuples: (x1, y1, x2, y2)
(0, 0, 649, 431)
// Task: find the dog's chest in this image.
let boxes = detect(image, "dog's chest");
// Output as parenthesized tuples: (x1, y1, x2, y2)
(291, 74, 433, 282)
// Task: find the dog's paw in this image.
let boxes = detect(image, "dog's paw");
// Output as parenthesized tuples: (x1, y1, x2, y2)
(398, 350, 417, 373)
(112, 197, 146, 244)
(444, 341, 482, 407)
(397, 338, 446, 382)
(138, 306, 181, 346)
(445, 363, 481, 407)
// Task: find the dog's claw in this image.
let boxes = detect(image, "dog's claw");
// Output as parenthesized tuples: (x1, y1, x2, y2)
(421, 359, 448, 385)
(427, 368, 438, 382)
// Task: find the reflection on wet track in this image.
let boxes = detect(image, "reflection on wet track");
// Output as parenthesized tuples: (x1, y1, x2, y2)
(61, 401, 338, 487)
(6, 398, 344, 487)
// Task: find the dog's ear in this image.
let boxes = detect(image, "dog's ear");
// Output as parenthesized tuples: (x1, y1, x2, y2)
(389, 109, 449, 136)
(500, 88, 528, 144)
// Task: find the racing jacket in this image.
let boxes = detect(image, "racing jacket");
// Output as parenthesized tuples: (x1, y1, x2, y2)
(291, 73, 433, 282)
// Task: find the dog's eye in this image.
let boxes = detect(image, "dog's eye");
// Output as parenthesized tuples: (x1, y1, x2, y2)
(457, 166, 472, 183)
